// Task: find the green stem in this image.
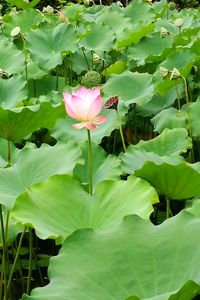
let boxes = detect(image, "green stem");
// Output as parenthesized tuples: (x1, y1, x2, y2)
(55, 66, 59, 91)
(23, 40, 28, 83)
(175, 83, 181, 110)
(182, 77, 194, 162)
(26, 228, 33, 295)
(87, 129, 93, 195)
(112, 130, 117, 154)
(7, 227, 27, 294)
(82, 47, 90, 70)
(182, 77, 192, 137)
(165, 196, 170, 219)
(64, 56, 68, 86)
(0, 205, 8, 300)
(116, 110, 126, 152)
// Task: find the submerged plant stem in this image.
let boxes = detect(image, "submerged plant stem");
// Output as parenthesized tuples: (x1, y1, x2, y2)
(116, 110, 126, 152)
(87, 129, 93, 195)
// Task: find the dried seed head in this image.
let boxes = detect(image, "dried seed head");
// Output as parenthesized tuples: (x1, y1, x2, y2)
(104, 96, 119, 110)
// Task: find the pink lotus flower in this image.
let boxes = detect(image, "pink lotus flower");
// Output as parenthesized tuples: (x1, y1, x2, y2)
(63, 86, 107, 130)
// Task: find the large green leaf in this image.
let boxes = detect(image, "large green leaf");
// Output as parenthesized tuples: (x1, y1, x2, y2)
(151, 108, 187, 133)
(152, 98, 200, 136)
(121, 128, 192, 174)
(159, 48, 196, 78)
(125, 0, 155, 23)
(3, 9, 42, 36)
(12, 174, 158, 241)
(0, 37, 24, 76)
(81, 22, 115, 52)
(0, 102, 65, 142)
(96, 6, 131, 38)
(0, 142, 81, 209)
(103, 71, 154, 106)
(22, 211, 200, 300)
(74, 143, 121, 188)
(127, 32, 173, 66)
(26, 23, 78, 71)
(6, 0, 41, 9)
(0, 75, 27, 108)
(135, 162, 200, 200)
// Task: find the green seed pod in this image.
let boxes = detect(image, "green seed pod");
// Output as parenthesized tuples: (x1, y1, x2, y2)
(81, 71, 101, 88)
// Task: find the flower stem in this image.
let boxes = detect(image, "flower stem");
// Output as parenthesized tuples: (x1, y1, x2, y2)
(0, 204, 8, 300)
(175, 83, 181, 110)
(82, 47, 90, 70)
(87, 129, 93, 195)
(165, 196, 170, 219)
(26, 228, 33, 295)
(183, 77, 192, 138)
(182, 77, 194, 162)
(116, 110, 126, 152)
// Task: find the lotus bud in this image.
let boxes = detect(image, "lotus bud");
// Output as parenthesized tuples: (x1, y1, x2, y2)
(174, 18, 184, 28)
(10, 26, 21, 37)
(117, 1, 123, 7)
(160, 27, 170, 38)
(160, 66, 170, 78)
(81, 71, 101, 88)
(59, 11, 70, 24)
(170, 68, 181, 80)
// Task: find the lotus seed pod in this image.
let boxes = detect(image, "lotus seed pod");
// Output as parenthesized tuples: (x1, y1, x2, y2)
(160, 67, 169, 78)
(170, 68, 181, 80)
(168, 1, 176, 10)
(10, 26, 21, 37)
(81, 71, 101, 88)
(174, 18, 184, 27)
(160, 27, 169, 38)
